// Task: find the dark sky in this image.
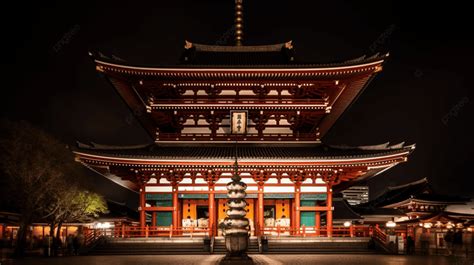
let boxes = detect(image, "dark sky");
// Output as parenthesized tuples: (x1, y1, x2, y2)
(1, 1, 473, 206)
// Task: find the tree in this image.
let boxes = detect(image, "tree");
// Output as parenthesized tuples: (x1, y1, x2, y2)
(43, 185, 107, 255)
(0, 120, 107, 256)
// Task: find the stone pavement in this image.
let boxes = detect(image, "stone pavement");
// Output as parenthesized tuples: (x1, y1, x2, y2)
(1, 254, 473, 265)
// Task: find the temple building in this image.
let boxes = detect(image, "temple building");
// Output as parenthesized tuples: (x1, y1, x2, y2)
(341, 186, 369, 206)
(73, 3, 415, 238)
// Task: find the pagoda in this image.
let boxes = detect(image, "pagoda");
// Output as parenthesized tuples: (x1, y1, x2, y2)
(74, 1, 415, 240)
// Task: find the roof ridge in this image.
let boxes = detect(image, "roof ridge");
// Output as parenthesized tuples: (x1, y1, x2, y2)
(387, 177, 428, 191)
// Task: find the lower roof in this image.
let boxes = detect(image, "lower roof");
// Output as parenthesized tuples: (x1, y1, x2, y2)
(76, 142, 414, 161)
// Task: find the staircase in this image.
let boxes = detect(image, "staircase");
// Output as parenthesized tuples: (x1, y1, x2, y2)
(86, 237, 207, 255)
(264, 237, 376, 254)
(212, 237, 260, 254)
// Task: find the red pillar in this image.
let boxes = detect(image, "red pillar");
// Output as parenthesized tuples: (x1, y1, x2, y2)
(139, 185, 146, 232)
(208, 186, 215, 237)
(172, 185, 179, 235)
(257, 185, 264, 236)
(294, 184, 301, 235)
(327, 185, 333, 237)
(315, 211, 321, 236)
(152, 212, 157, 228)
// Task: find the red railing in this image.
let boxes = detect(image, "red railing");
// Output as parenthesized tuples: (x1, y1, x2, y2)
(373, 225, 387, 243)
(88, 225, 371, 240)
(93, 225, 211, 239)
(260, 225, 370, 238)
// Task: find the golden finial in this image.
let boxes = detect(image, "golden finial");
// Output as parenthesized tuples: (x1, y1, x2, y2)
(235, 0, 243, 46)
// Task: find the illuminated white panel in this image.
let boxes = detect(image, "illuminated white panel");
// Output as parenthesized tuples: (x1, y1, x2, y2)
(267, 90, 278, 96)
(264, 186, 293, 193)
(242, 178, 256, 185)
(147, 178, 157, 184)
(215, 186, 227, 191)
(279, 120, 290, 125)
(145, 186, 172, 192)
(180, 178, 193, 184)
(160, 178, 170, 184)
(280, 178, 293, 184)
(183, 120, 195, 125)
(265, 178, 278, 184)
(302, 178, 313, 184)
(263, 128, 292, 134)
(216, 178, 232, 184)
(183, 90, 194, 96)
(221, 90, 236, 96)
(195, 178, 207, 184)
(196, 90, 207, 95)
(182, 128, 211, 134)
(246, 186, 258, 191)
(301, 186, 327, 192)
(178, 186, 209, 191)
(239, 90, 255, 96)
(281, 91, 291, 96)
(221, 173, 232, 177)
(266, 119, 277, 125)
(197, 119, 208, 125)
(240, 173, 251, 177)
(146, 203, 151, 207)
(315, 178, 325, 184)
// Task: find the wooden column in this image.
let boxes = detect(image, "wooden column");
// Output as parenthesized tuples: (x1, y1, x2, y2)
(294, 183, 301, 235)
(208, 186, 215, 237)
(172, 185, 179, 235)
(327, 185, 333, 237)
(257, 184, 264, 236)
(315, 211, 321, 236)
(152, 212, 157, 227)
(139, 185, 146, 230)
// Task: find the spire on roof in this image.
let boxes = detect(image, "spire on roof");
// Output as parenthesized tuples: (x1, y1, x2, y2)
(235, 0, 243, 46)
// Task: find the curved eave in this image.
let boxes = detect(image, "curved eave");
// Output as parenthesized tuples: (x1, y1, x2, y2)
(73, 147, 412, 168)
(382, 198, 467, 209)
(93, 58, 386, 78)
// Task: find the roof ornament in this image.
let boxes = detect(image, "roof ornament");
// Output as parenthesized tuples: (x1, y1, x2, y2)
(184, 40, 193, 49)
(284, 40, 294, 50)
(235, 0, 244, 46)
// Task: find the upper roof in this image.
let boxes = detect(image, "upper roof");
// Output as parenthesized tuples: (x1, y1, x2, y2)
(92, 47, 387, 69)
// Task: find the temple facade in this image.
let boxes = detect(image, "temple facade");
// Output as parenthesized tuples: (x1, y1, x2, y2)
(74, 39, 414, 238)
(73, 2, 415, 238)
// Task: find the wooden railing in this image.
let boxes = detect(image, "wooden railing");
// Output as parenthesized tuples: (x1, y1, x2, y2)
(86, 225, 372, 240)
(94, 225, 211, 239)
(261, 225, 370, 238)
(373, 225, 387, 243)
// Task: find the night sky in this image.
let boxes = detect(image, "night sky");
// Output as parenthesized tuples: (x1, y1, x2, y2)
(1, 1, 473, 208)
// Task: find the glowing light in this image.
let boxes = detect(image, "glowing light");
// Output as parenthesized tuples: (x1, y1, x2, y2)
(343, 221, 351, 227)
(423, 222, 432, 229)
(95, 222, 111, 229)
(386, 221, 396, 228)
